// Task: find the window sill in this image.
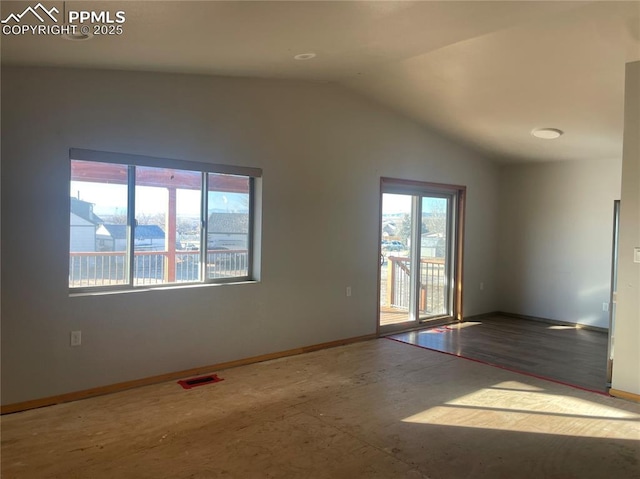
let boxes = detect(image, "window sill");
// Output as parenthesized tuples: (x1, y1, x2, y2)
(69, 279, 259, 297)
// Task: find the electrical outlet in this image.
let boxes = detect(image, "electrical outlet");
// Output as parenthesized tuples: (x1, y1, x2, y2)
(70, 330, 82, 347)
(480, 282, 484, 291)
(346, 286, 352, 297)
(602, 302, 609, 312)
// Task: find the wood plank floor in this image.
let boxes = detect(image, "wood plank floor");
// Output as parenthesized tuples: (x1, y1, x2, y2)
(391, 314, 609, 392)
(2, 339, 638, 479)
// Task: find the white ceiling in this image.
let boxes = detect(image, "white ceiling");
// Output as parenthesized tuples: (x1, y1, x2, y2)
(2, 1, 639, 163)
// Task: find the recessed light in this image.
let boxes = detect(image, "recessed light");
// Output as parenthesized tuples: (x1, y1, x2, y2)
(294, 53, 316, 61)
(532, 128, 563, 139)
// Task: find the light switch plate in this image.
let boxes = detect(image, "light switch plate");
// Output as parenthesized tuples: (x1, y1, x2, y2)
(635, 247, 640, 263)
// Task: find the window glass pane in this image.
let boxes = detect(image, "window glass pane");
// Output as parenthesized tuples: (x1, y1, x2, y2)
(177, 183, 202, 282)
(380, 193, 413, 326)
(70, 160, 129, 287)
(134, 167, 202, 286)
(207, 173, 250, 279)
(419, 197, 449, 317)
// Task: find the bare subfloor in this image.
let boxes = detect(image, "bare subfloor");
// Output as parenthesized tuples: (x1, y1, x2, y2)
(2, 339, 639, 478)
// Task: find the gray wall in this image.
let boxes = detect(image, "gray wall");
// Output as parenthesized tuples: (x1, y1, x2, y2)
(498, 158, 622, 328)
(1, 66, 500, 405)
(612, 61, 640, 395)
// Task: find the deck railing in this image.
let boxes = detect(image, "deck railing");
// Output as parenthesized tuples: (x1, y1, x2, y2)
(385, 256, 447, 315)
(69, 249, 248, 287)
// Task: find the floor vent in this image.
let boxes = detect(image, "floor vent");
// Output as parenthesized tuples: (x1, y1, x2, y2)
(178, 374, 224, 390)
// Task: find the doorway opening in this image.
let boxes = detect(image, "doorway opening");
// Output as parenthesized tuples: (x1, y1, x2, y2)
(378, 178, 465, 333)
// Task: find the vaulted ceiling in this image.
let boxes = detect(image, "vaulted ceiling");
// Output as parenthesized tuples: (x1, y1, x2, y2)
(2, 1, 639, 163)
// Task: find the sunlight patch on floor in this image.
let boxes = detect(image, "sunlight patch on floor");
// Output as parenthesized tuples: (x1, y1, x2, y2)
(412, 321, 482, 334)
(489, 380, 546, 392)
(445, 321, 482, 329)
(402, 381, 640, 439)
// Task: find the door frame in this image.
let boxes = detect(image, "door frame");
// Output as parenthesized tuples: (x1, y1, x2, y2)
(607, 200, 620, 386)
(377, 177, 466, 335)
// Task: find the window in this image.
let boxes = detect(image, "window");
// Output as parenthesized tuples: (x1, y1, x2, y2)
(69, 149, 261, 291)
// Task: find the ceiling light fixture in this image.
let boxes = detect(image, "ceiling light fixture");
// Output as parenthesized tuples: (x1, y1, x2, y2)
(61, 1, 93, 41)
(62, 30, 93, 41)
(294, 53, 316, 61)
(532, 128, 564, 139)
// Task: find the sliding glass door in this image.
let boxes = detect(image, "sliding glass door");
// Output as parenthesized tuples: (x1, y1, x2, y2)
(379, 179, 464, 332)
